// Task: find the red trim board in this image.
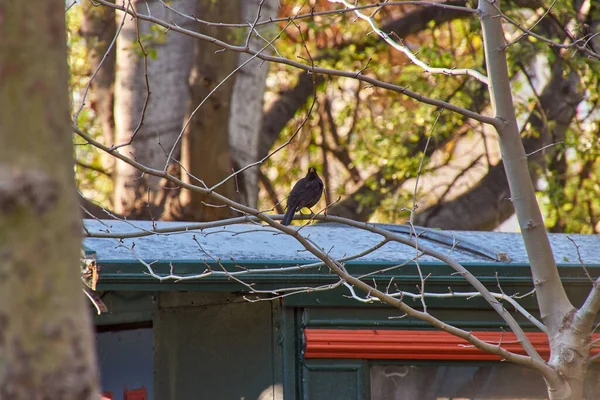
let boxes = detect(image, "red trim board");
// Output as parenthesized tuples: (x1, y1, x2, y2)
(304, 329, 600, 361)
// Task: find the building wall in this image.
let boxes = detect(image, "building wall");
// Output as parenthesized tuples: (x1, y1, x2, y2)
(94, 289, 600, 399)
(154, 292, 283, 400)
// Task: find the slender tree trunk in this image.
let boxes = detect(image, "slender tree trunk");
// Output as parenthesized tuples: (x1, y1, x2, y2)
(479, 1, 588, 398)
(0, 1, 98, 398)
(179, 0, 241, 221)
(81, 0, 116, 154)
(113, 0, 196, 218)
(229, 0, 279, 208)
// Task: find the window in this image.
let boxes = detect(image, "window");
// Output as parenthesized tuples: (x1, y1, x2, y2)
(370, 364, 600, 400)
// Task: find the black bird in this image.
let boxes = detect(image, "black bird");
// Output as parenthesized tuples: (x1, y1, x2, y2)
(281, 167, 324, 225)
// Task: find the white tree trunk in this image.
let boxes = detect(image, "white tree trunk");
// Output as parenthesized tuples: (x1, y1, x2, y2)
(478, 1, 593, 398)
(229, 0, 279, 208)
(113, 0, 196, 215)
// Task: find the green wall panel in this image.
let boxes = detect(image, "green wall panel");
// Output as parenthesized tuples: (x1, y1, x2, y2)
(154, 292, 283, 400)
(302, 360, 368, 400)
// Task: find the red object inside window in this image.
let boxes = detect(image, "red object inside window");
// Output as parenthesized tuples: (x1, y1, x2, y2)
(124, 387, 147, 400)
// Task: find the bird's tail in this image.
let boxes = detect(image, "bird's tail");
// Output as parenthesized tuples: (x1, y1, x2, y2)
(281, 206, 296, 225)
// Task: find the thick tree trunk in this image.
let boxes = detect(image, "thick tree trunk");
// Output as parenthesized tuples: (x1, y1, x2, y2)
(112, 0, 266, 220)
(113, 0, 196, 218)
(229, 0, 279, 208)
(0, 1, 98, 398)
(179, 0, 241, 221)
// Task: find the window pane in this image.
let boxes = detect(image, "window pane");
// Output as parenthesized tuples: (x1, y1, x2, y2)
(370, 364, 599, 400)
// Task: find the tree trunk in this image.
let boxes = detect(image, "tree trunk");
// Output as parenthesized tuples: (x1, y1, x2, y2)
(229, 0, 279, 208)
(113, 0, 196, 218)
(112, 0, 267, 220)
(179, 0, 241, 221)
(81, 0, 116, 154)
(478, 1, 584, 398)
(0, 1, 98, 398)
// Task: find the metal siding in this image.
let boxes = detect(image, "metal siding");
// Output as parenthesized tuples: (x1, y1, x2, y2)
(94, 292, 156, 326)
(302, 306, 538, 330)
(281, 307, 302, 400)
(302, 360, 368, 400)
(154, 292, 283, 400)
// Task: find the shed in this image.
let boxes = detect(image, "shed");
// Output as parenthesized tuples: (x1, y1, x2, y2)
(83, 219, 600, 400)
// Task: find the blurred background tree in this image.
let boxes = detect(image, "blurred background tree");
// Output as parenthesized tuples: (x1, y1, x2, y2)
(69, 0, 600, 233)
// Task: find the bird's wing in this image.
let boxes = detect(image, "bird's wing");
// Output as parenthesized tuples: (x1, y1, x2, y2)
(287, 179, 308, 206)
(295, 180, 323, 208)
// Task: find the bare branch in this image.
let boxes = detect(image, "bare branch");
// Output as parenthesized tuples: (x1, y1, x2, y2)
(504, 0, 557, 48)
(330, 0, 489, 85)
(163, 18, 286, 173)
(156, 0, 477, 29)
(492, 1, 600, 60)
(572, 236, 600, 333)
(92, 0, 500, 126)
(343, 283, 545, 332)
(77, 121, 549, 368)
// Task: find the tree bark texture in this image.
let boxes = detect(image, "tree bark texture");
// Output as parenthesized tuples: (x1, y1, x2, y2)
(81, 0, 116, 153)
(113, 0, 196, 217)
(0, 1, 99, 398)
(179, 0, 241, 221)
(479, 1, 586, 398)
(229, 0, 279, 208)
